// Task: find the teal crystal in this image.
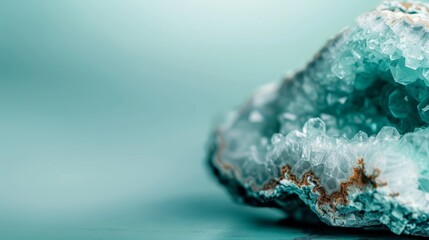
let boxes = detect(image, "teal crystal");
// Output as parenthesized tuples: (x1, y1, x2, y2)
(207, 1, 429, 237)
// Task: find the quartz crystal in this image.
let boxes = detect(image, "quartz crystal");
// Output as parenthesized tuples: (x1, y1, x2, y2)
(207, 1, 429, 237)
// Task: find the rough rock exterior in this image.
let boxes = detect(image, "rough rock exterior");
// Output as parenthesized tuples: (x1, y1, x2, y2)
(208, 1, 429, 236)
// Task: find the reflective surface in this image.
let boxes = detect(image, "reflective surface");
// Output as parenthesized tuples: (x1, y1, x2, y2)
(0, 0, 420, 239)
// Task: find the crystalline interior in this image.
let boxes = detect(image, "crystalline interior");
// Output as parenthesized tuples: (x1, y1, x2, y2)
(208, 1, 429, 237)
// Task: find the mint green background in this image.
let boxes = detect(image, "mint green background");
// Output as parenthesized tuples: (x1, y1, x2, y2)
(0, 1, 416, 239)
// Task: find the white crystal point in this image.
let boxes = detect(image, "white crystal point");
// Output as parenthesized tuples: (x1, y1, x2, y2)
(303, 118, 326, 136)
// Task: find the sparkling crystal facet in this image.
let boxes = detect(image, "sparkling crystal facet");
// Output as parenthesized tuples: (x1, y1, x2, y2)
(207, 1, 429, 237)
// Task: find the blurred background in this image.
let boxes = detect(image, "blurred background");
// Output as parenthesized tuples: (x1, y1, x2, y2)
(0, 1, 412, 239)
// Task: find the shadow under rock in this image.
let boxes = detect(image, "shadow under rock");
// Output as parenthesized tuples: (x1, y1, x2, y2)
(145, 194, 422, 239)
(253, 217, 424, 240)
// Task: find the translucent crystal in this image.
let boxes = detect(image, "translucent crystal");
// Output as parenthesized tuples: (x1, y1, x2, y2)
(302, 118, 326, 136)
(418, 96, 429, 123)
(208, 1, 429, 237)
(390, 59, 418, 84)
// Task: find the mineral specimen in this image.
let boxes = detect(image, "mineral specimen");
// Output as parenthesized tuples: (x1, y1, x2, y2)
(207, 1, 429, 237)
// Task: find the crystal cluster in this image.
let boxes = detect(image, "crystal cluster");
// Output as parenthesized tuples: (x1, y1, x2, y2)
(207, 1, 429, 236)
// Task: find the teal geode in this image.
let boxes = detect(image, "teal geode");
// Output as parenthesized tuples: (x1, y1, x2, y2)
(207, 1, 429, 237)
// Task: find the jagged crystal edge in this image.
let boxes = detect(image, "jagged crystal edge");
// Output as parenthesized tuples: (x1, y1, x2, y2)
(208, 0, 429, 237)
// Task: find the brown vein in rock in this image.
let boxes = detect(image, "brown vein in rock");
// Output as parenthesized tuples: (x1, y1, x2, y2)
(279, 158, 380, 211)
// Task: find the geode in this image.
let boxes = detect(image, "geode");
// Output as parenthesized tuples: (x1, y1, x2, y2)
(207, 1, 429, 237)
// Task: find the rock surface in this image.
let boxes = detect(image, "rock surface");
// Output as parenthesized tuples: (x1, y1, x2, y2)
(207, 1, 429, 236)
